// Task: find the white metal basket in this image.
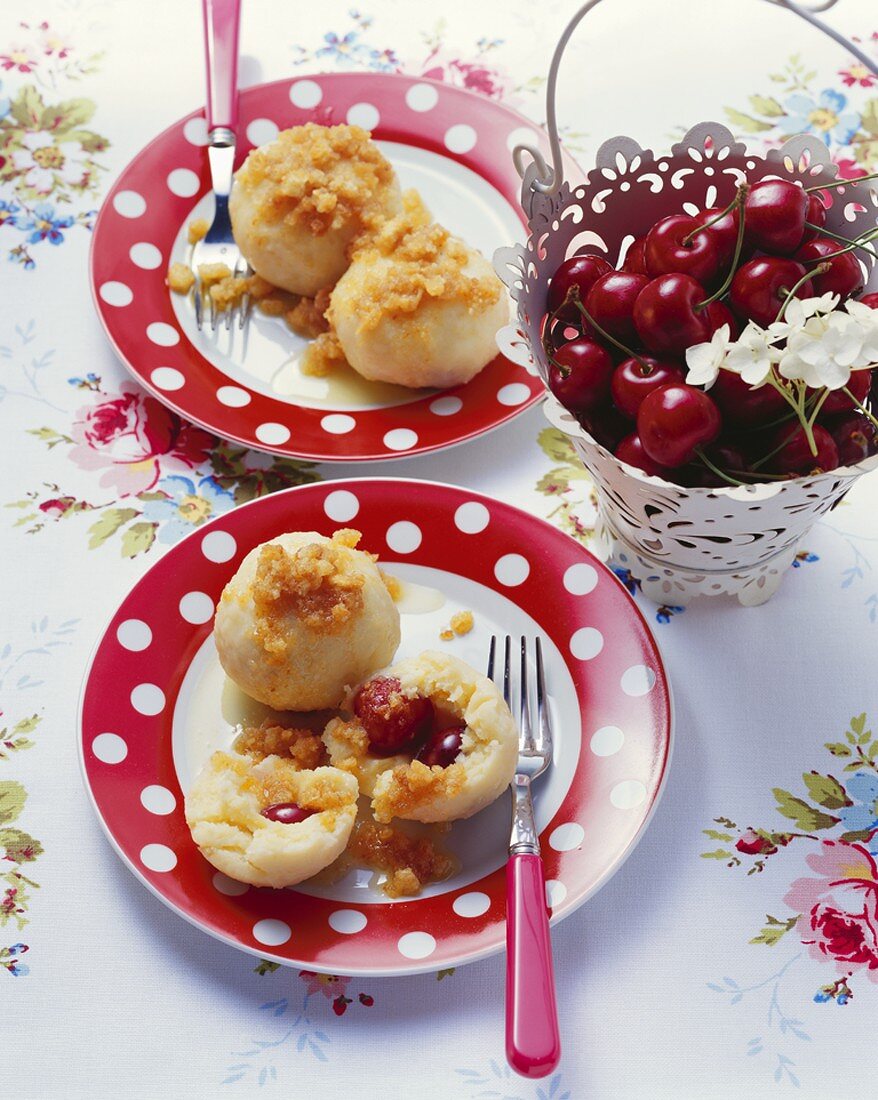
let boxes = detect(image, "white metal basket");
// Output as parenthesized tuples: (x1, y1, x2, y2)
(494, 0, 878, 605)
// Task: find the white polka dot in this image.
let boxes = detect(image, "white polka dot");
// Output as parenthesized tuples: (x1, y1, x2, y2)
(91, 733, 127, 764)
(610, 780, 647, 810)
(397, 931, 436, 960)
(590, 726, 624, 757)
(213, 871, 248, 896)
(289, 79, 322, 108)
(386, 521, 422, 554)
(201, 530, 237, 562)
(454, 501, 490, 534)
(383, 428, 418, 452)
(146, 322, 180, 347)
(497, 382, 530, 406)
(549, 823, 584, 852)
(183, 116, 209, 145)
(116, 619, 152, 651)
(131, 683, 165, 716)
(324, 490, 359, 522)
(507, 126, 541, 152)
(217, 385, 250, 407)
(130, 242, 162, 269)
(140, 785, 176, 815)
(255, 422, 291, 446)
(430, 395, 462, 416)
(179, 591, 214, 624)
(621, 665, 657, 697)
(113, 190, 146, 218)
(347, 102, 380, 131)
(452, 892, 490, 918)
(406, 83, 439, 112)
(444, 123, 477, 154)
(253, 918, 291, 946)
(246, 118, 279, 146)
(545, 879, 567, 908)
(151, 366, 185, 391)
(167, 168, 200, 197)
(494, 554, 530, 586)
(328, 909, 367, 934)
(99, 280, 133, 307)
(321, 413, 356, 435)
(564, 563, 598, 595)
(570, 627, 604, 660)
(140, 843, 177, 872)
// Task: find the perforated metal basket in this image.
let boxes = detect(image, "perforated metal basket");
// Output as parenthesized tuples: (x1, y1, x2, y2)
(494, 0, 878, 605)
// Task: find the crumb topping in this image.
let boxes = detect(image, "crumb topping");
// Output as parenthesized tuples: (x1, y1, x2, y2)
(285, 292, 330, 339)
(188, 218, 209, 244)
(301, 330, 348, 377)
(197, 262, 232, 287)
(235, 123, 397, 238)
(250, 531, 367, 656)
(234, 721, 327, 770)
(440, 610, 474, 641)
(348, 818, 457, 897)
(372, 758, 467, 824)
(380, 570, 402, 601)
(167, 262, 195, 294)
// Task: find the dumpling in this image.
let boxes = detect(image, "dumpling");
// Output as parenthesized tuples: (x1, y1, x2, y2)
(213, 528, 400, 712)
(323, 650, 518, 823)
(229, 123, 402, 297)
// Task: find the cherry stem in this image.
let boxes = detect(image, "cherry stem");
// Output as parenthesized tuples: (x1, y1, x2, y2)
(695, 184, 749, 311)
(681, 184, 747, 246)
(805, 171, 878, 192)
(762, 370, 805, 419)
(573, 298, 647, 366)
(693, 447, 748, 486)
(749, 420, 800, 471)
(773, 263, 830, 325)
(799, 227, 878, 265)
(842, 386, 878, 432)
(804, 222, 878, 261)
(796, 381, 819, 456)
(806, 387, 832, 431)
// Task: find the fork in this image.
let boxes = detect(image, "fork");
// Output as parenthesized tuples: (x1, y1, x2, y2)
(193, 0, 249, 333)
(488, 635, 561, 1079)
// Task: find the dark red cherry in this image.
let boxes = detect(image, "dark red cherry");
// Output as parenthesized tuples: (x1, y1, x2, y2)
(794, 236, 865, 299)
(610, 357, 685, 418)
(621, 236, 648, 274)
(579, 404, 631, 451)
(819, 369, 872, 415)
(826, 413, 878, 465)
(711, 369, 790, 427)
(745, 178, 809, 254)
(730, 257, 812, 327)
(584, 271, 650, 344)
(860, 292, 878, 309)
(261, 802, 315, 824)
(416, 726, 464, 768)
(701, 299, 740, 340)
(696, 205, 742, 265)
(615, 432, 674, 477)
(769, 423, 839, 475)
(353, 677, 432, 755)
(644, 214, 724, 285)
(800, 193, 827, 243)
(632, 274, 711, 356)
(637, 383, 722, 467)
(548, 254, 613, 318)
(548, 339, 614, 414)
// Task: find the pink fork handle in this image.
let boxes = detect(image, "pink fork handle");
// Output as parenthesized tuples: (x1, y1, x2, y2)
(506, 852, 561, 1078)
(202, 0, 241, 131)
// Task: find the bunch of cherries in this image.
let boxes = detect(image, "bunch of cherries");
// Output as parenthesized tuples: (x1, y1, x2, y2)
(544, 176, 878, 485)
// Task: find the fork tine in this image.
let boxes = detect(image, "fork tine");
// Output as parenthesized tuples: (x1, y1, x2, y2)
(502, 635, 512, 709)
(209, 293, 218, 333)
(194, 287, 204, 331)
(487, 635, 497, 680)
(535, 636, 553, 753)
(519, 636, 535, 750)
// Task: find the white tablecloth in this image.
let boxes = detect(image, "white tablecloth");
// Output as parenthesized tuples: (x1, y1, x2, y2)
(4, 1, 878, 1096)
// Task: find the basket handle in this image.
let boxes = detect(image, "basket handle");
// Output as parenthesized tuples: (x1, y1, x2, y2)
(515, 0, 878, 197)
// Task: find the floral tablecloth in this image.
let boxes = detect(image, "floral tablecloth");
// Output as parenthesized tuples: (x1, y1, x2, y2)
(4, 2, 878, 1097)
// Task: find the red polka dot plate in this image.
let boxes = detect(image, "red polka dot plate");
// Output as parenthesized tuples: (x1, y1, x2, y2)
(88, 73, 569, 462)
(79, 479, 672, 976)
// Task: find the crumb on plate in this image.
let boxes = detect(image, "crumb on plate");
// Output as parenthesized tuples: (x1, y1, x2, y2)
(167, 262, 195, 294)
(440, 610, 474, 641)
(301, 330, 348, 377)
(188, 218, 210, 244)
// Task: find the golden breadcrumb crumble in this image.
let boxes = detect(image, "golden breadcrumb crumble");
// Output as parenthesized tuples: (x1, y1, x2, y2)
(167, 262, 195, 294)
(234, 721, 328, 770)
(440, 610, 474, 641)
(285, 293, 330, 339)
(372, 759, 467, 824)
(301, 331, 348, 377)
(198, 262, 232, 287)
(380, 570, 402, 602)
(234, 123, 397, 238)
(188, 218, 209, 244)
(348, 818, 457, 897)
(250, 530, 367, 656)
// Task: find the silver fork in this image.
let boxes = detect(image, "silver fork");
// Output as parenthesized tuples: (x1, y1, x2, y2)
(192, 0, 249, 334)
(488, 635, 560, 1079)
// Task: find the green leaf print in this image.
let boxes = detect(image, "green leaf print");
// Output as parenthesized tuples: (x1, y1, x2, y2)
(41, 97, 96, 134)
(748, 95, 785, 118)
(0, 781, 26, 825)
(0, 829, 43, 863)
(824, 742, 852, 757)
(749, 915, 799, 946)
(861, 98, 878, 137)
(8, 85, 44, 128)
(87, 508, 139, 549)
(724, 107, 774, 134)
(538, 427, 579, 466)
(120, 521, 157, 558)
(801, 773, 852, 810)
(772, 789, 838, 831)
(701, 848, 733, 860)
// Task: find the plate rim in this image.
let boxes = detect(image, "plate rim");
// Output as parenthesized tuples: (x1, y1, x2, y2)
(77, 476, 673, 977)
(87, 70, 557, 464)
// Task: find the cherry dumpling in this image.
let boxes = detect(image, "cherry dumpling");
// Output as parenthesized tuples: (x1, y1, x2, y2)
(229, 123, 402, 297)
(322, 650, 518, 823)
(213, 528, 401, 711)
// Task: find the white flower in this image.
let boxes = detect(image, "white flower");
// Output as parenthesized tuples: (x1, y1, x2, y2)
(11, 130, 88, 193)
(723, 322, 779, 386)
(844, 299, 878, 367)
(769, 292, 840, 341)
(778, 311, 864, 389)
(685, 324, 730, 389)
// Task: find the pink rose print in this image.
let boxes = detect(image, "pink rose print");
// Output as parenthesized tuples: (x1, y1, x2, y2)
(784, 840, 878, 981)
(68, 385, 213, 496)
(420, 47, 511, 101)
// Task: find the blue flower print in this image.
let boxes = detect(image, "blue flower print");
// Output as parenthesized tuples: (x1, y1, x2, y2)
(783, 89, 861, 146)
(0, 80, 9, 121)
(16, 202, 75, 246)
(837, 771, 878, 847)
(140, 475, 235, 544)
(0, 199, 21, 227)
